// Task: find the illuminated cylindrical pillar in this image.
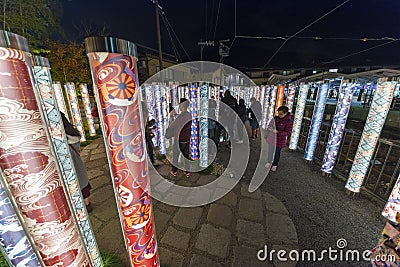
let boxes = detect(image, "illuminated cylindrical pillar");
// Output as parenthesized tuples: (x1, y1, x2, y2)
(267, 86, 277, 125)
(261, 86, 271, 129)
(304, 83, 329, 161)
(172, 82, 179, 108)
(0, 171, 41, 267)
(80, 83, 96, 136)
(154, 84, 166, 154)
(0, 30, 89, 267)
(199, 84, 208, 167)
(382, 173, 400, 223)
(145, 85, 155, 120)
(275, 85, 285, 114)
(33, 56, 102, 266)
(65, 82, 86, 142)
(286, 84, 296, 113)
(85, 36, 159, 266)
(53, 81, 69, 120)
(189, 84, 199, 160)
(161, 84, 169, 149)
(289, 83, 309, 150)
(260, 85, 265, 110)
(321, 83, 355, 173)
(345, 80, 397, 193)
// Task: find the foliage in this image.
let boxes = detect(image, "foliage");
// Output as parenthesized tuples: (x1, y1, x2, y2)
(100, 251, 124, 267)
(0, 0, 64, 47)
(0, 253, 8, 267)
(45, 40, 92, 87)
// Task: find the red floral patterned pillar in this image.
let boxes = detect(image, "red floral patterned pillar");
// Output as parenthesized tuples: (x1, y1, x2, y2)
(0, 31, 90, 267)
(275, 85, 285, 115)
(85, 36, 159, 266)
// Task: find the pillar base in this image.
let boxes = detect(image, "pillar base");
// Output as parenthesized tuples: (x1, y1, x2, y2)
(345, 189, 359, 199)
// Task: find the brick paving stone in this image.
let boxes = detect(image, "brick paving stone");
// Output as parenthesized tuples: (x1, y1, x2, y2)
(88, 214, 103, 233)
(186, 188, 214, 205)
(175, 179, 194, 187)
(157, 165, 172, 177)
(173, 207, 203, 229)
(160, 226, 191, 251)
(195, 224, 231, 258)
(265, 214, 298, 245)
(159, 247, 185, 267)
(90, 176, 111, 191)
(236, 219, 266, 247)
(156, 202, 178, 215)
(196, 174, 216, 186)
(89, 152, 106, 161)
(207, 204, 233, 227)
(215, 190, 237, 207)
(271, 245, 299, 267)
(90, 197, 118, 222)
(91, 184, 115, 205)
(84, 142, 99, 149)
(154, 210, 171, 234)
(264, 193, 289, 215)
(232, 246, 273, 267)
(87, 169, 105, 179)
(91, 147, 106, 154)
(189, 254, 223, 267)
(80, 149, 90, 157)
(85, 158, 108, 169)
(241, 183, 262, 199)
(238, 198, 264, 222)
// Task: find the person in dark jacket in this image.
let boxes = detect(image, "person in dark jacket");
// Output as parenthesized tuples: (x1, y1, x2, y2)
(236, 99, 247, 144)
(167, 98, 192, 177)
(248, 97, 262, 139)
(266, 106, 293, 172)
(145, 119, 163, 166)
(60, 112, 93, 212)
(221, 90, 238, 147)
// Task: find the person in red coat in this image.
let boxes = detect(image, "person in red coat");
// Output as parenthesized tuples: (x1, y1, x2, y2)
(266, 106, 293, 172)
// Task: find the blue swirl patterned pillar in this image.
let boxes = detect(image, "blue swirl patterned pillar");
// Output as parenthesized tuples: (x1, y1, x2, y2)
(286, 84, 296, 113)
(53, 81, 69, 120)
(199, 84, 208, 167)
(261, 86, 271, 129)
(65, 82, 86, 142)
(345, 80, 397, 193)
(189, 84, 199, 160)
(304, 83, 329, 161)
(382, 173, 400, 223)
(321, 83, 355, 173)
(154, 84, 166, 154)
(289, 83, 309, 150)
(32, 56, 102, 266)
(267, 86, 277, 125)
(80, 83, 97, 136)
(0, 171, 41, 267)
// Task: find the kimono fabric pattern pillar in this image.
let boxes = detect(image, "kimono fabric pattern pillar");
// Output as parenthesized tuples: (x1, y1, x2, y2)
(53, 81, 69, 120)
(267, 86, 277, 125)
(0, 171, 41, 267)
(321, 83, 355, 174)
(345, 80, 396, 193)
(32, 55, 102, 266)
(289, 83, 309, 150)
(154, 84, 166, 154)
(190, 84, 199, 160)
(80, 83, 97, 136)
(261, 86, 271, 129)
(304, 83, 329, 161)
(199, 84, 208, 167)
(286, 84, 296, 113)
(275, 85, 285, 114)
(65, 82, 86, 142)
(0, 30, 90, 266)
(382, 173, 400, 224)
(85, 36, 159, 267)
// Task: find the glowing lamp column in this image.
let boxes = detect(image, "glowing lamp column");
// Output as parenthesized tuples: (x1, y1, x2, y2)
(382, 174, 400, 224)
(189, 84, 199, 160)
(53, 81, 69, 119)
(275, 85, 285, 114)
(267, 86, 277, 125)
(345, 80, 396, 193)
(261, 86, 271, 129)
(33, 56, 102, 266)
(80, 83, 97, 136)
(304, 83, 329, 161)
(321, 83, 355, 174)
(85, 36, 159, 266)
(286, 84, 296, 113)
(199, 84, 208, 167)
(154, 84, 166, 154)
(65, 82, 86, 142)
(0, 30, 90, 267)
(289, 83, 309, 150)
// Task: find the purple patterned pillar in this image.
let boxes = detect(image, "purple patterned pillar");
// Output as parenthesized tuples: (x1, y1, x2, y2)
(80, 83, 97, 136)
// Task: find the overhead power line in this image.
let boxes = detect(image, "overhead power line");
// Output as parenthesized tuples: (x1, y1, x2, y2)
(236, 35, 400, 42)
(213, 0, 222, 41)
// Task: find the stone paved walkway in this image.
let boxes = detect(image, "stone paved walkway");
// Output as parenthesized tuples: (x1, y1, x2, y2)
(81, 137, 299, 267)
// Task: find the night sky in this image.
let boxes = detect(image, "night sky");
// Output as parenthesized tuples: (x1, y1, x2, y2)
(61, 0, 400, 70)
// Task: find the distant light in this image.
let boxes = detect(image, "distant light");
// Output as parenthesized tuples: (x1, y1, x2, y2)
(329, 69, 338, 73)
(312, 70, 317, 74)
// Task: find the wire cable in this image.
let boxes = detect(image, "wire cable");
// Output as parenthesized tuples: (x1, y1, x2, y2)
(261, 0, 351, 69)
(236, 35, 400, 42)
(160, 11, 181, 62)
(213, 0, 222, 41)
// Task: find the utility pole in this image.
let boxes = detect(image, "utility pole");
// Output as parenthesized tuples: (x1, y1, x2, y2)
(197, 40, 214, 61)
(154, 0, 163, 72)
(218, 39, 230, 91)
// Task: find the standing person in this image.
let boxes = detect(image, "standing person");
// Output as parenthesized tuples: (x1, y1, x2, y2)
(60, 112, 93, 212)
(221, 89, 238, 147)
(145, 119, 163, 166)
(266, 106, 293, 172)
(248, 97, 262, 139)
(236, 99, 247, 144)
(167, 98, 192, 177)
